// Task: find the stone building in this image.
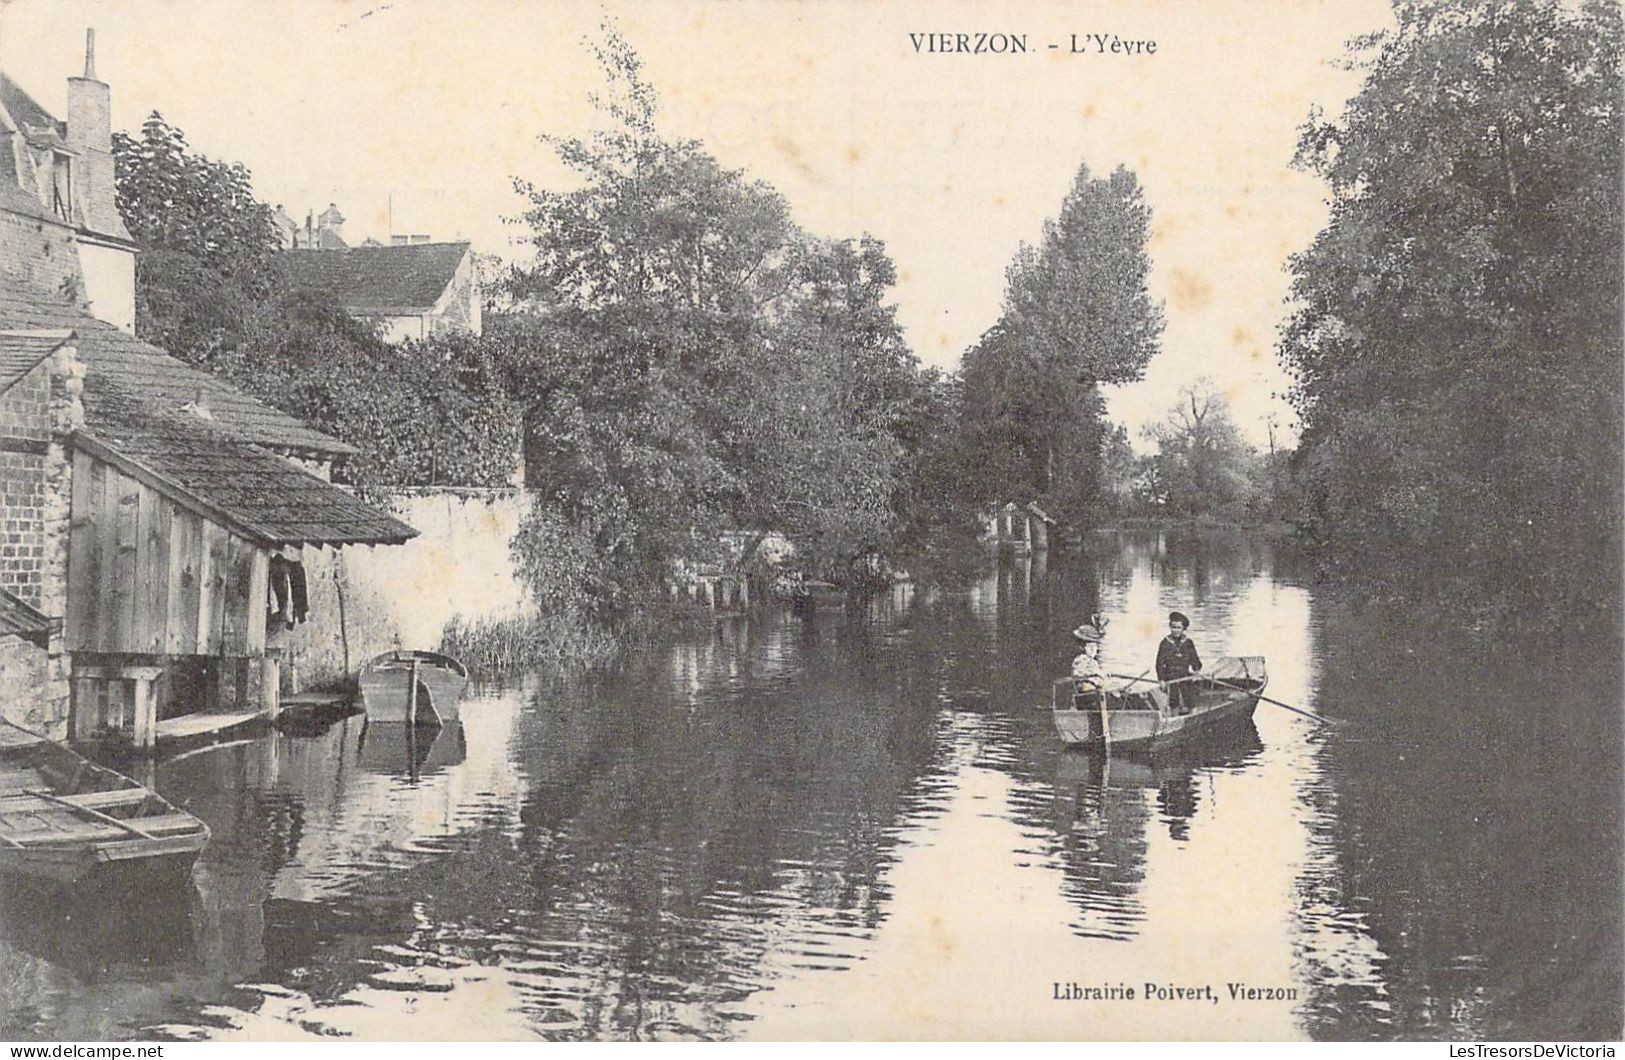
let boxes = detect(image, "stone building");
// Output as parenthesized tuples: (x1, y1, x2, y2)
(273, 203, 349, 251)
(0, 36, 417, 746)
(281, 239, 482, 343)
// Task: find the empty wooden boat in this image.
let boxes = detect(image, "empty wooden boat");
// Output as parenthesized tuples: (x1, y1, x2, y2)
(1053, 656, 1267, 752)
(0, 721, 209, 886)
(358, 650, 469, 725)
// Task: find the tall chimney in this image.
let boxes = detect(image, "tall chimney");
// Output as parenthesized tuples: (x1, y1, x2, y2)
(66, 29, 128, 241)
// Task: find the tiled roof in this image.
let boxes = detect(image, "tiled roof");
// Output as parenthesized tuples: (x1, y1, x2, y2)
(0, 285, 355, 458)
(81, 375, 416, 547)
(0, 72, 63, 140)
(0, 587, 51, 646)
(0, 329, 71, 393)
(282, 242, 470, 313)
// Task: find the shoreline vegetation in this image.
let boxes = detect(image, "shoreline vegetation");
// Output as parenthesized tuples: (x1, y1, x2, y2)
(108, 4, 1619, 682)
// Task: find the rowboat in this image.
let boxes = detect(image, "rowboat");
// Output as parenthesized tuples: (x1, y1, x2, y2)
(1052, 656, 1267, 752)
(0, 721, 209, 887)
(358, 650, 468, 725)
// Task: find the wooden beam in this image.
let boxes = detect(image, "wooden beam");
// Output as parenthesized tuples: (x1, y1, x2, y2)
(246, 548, 268, 654)
(93, 460, 117, 653)
(173, 509, 201, 655)
(108, 469, 140, 651)
(65, 448, 98, 651)
(23, 789, 157, 839)
(163, 500, 186, 654)
(133, 483, 163, 653)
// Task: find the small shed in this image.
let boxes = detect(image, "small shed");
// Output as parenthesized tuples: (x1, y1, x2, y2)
(64, 374, 416, 748)
(994, 501, 1056, 554)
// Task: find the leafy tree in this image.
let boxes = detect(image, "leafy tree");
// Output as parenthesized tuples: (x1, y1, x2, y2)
(1098, 424, 1137, 515)
(956, 163, 1163, 527)
(114, 113, 520, 495)
(112, 113, 279, 362)
(1279, 0, 1622, 626)
(503, 21, 938, 613)
(1141, 381, 1258, 519)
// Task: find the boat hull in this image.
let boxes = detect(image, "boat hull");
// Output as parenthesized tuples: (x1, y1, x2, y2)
(1, 835, 205, 887)
(359, 651, 469, 725)
(0, 723, 211, 890)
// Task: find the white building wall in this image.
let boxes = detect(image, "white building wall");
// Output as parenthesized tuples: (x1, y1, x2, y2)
(76, 239, 135, 333)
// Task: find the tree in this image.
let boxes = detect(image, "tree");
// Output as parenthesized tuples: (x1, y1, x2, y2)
(1279, 0, 1622, 626)
(114, 113, 520, 496)
(504, 21, 937, 612)
(112, 113, 279, 362)
(1098, 424, 1137, 515)
(1141, 381, 1257, 519)
(955, 163, 1163, 527)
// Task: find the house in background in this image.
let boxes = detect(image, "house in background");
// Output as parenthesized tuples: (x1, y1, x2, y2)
(273, 203, 349, 250)
(0, 35, 417, 748)
(0, 30, 134, 332)
(282, 237, 482, 343)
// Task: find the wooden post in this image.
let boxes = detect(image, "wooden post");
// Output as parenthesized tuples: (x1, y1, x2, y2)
(121, 666, 164, 753)
(407, 658, 420, 727)
(131, 676, 155, 751)
(260, 650, 282, 720)
(72, 675, 98, 742)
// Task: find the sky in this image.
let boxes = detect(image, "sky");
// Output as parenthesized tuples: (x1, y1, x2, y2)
(0, 0, 1391, 449)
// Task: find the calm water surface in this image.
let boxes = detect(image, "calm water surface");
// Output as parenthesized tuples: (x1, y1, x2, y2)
(1, 532, 1618, 1040)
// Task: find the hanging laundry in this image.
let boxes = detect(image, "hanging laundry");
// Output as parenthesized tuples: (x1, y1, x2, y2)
(288, 561, 309, 625)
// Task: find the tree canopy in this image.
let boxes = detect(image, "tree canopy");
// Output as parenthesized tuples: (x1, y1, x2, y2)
(1279, 0, 1622, 627)
(1141, 382, 1257, 519)
(113, 113, 520, 496)
(956, 162, 1163, 527)
(503, 22, 951, 622)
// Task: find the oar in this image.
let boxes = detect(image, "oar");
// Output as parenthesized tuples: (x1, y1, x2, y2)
(1204, 677, 1334, 730)
(1108, 672, 1333, 728)
(1105, 671, 1166, 687)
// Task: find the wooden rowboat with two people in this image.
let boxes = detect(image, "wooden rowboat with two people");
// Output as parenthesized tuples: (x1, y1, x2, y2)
(359, 650, 469, 726)
(0, 720, 209, 887)
(1053, 656, 1268, 752)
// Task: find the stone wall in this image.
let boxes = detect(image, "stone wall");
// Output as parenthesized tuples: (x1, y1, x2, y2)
(0, 343, 80, 738)
(277, 488, 530, 687)
(0, 633, 49, 731)
(0, 358, 48, 605)
(0, 208, 86, 304)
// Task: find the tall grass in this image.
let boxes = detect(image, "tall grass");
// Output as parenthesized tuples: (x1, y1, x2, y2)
(440, 612, 624, 677)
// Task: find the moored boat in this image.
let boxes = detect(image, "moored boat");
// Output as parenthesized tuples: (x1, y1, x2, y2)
(358, 650, 469, 725)
(0, 721, 210, 887)
(1053, 656, 1267, 752)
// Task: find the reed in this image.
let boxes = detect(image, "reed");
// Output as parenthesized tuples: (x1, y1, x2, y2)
(440, 612, 624, 677)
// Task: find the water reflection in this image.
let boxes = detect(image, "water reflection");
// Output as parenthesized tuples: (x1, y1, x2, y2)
(0, 531, 1616, 1041)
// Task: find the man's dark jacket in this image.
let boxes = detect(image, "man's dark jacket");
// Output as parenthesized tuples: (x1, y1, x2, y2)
(1156, 634, 1203, 683)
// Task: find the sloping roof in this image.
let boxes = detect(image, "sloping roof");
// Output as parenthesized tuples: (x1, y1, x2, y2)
(80, 375, 416, 547)
(282, 242, 470, 313)
(0, 329, 71, 393)
(0, 285, 355, 458)
(0, 72, 63, 140)
(0, 587, 51, 647)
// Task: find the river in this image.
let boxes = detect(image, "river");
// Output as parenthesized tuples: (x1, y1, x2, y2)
(0, 530, 1618, 1041)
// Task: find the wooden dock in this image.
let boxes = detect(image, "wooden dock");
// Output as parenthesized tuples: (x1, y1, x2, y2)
(152, 710, 267, 751)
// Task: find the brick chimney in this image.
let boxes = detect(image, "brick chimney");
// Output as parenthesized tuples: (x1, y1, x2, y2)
(65, 29, 129, 242)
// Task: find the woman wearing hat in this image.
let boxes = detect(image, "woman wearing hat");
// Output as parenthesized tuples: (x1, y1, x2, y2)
(1156, 611, 1203, 714)
(1071, 630, 1106, 690)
